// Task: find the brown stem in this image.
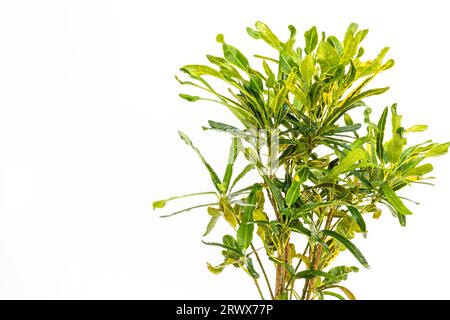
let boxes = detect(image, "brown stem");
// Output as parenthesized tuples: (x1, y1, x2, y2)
(302, 209, 334, 300)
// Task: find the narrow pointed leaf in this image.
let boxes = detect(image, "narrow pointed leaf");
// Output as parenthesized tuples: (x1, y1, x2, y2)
(236, 186, 259, 250)
(381, 183, 413, 215)
(285, 175, 301, 207)
(330, 148, 366, 177)
(376, 106, 388, 161)
(178, 131, 223, 193)
(321, 229, 370, 268)
(153, 191, 216, 210)
(222, 137, 240, 193)
(296, 270, 339, 282)
(347, 206, 367, 234)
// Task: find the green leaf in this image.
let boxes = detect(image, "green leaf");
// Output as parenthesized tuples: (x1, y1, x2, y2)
(229, 164, 255, 192)
(381, 183, 412, 215)
(300, 54, 315, 84)
(246, 27, 261, 40)
(406, 125, 428, 133)
(179, 93, 201, 102)
(347, 206, 367, 235)
(344, 113, 353, 126)
(329, 148, 366, 178)
(203, 212, 221, 237)
(262, 175, 285, 211)
(296, 270, 339, 282)
(245, 258, 260, 279)
(304, 26, 318, 54)
(180, 64, 222, 78)
(327, 35, 343, 54)
(321, 229, 370, 268)
(425, 142, 450, 157)
(207, 262, 226, 275)
(222, 138, 240, 193)
(317, 42, 340, 72)
(222, 42, 249, 71)
(376, 106, 388, 162)
(322, 291, 346, 300)
(178, 131, 223, 193)
(203, 236, 243, 257)
(255, 21, 281, 49)
(406, 163, 433, 177)
(356, 47, 393, 78)
(285, 175, 301, 207)
(152, 191, 216, 210)
(160, 202, 218, 218)
(236, 185, 259, 250)
(326, 285, 356, 300)
(323, 266, 359, 285)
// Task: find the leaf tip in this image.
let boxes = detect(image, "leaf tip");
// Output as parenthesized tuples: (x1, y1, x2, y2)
(216, 34, 224, 43)
(152, 200, 166, 210)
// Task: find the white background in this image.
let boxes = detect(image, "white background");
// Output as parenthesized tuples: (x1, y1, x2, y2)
(0, 0, 449, 299)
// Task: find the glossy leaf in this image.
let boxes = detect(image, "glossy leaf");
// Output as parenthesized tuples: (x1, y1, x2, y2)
(329, 148, 366, 178)
(347, 206, 367, 235)
(153, 191, 216, 210)
(236, 186, 258, 250)
(376, 106, 388, 161)
(317, 42, 340, 72)
(296, 270, 339, 282)
(321, 230, 370, 268)
(304, 26, 318, 54)
(285, 175, 301, 207)
(381, 183, 412, 215)
(222, 138, 240, 193)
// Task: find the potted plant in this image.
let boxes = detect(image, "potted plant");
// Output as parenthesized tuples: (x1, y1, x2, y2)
(153, 22, 449, 300)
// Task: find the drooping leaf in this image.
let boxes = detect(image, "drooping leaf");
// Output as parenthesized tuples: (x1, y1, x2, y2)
(326, 285, 356, 300)
(245, 258, 260, 279)
(153, 191, 217, 210)
(178, 131, 223, 193)
(296, 270, 339, 282)
(179, 93, 201, 102)
(347, 206, 367, 235)
(160, 202, 218, 218)
(203, 208, 222, 237)
(321, 230, 370, 268)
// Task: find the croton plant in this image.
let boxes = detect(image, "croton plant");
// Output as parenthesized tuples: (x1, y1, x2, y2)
(153, 21, 449, 300)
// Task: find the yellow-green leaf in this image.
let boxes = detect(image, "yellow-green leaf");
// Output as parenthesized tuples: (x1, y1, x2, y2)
(317, 42, 340, 72)
(381, 183, 412, 215)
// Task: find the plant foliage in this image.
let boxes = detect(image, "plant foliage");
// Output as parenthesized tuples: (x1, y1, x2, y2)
(154, 21, 449, 300)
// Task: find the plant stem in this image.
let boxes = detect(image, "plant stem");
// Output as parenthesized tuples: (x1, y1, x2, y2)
(251, 243, 275, 300)
(253, 278, 265, 300)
